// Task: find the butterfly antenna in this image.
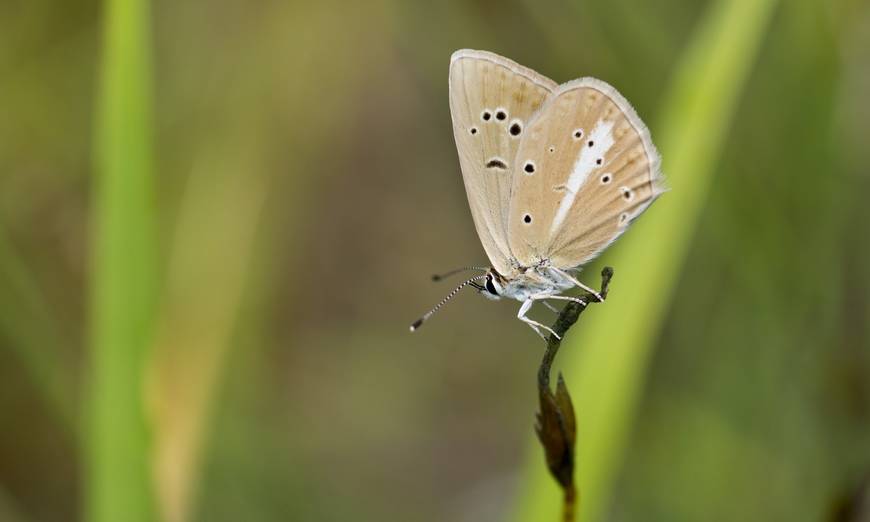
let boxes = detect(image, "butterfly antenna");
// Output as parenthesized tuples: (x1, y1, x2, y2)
(410, 274, 487, 332)
(431, 266, 488, 281)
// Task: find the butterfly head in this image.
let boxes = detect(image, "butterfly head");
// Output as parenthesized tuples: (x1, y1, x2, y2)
(410, 267, 508, 332)
(480, 270, 505, 300)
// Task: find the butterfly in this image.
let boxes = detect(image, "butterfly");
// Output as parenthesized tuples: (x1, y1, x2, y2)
(411, 49, 665, 339)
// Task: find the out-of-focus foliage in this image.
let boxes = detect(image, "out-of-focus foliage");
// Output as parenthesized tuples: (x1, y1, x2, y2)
(0, 0, 867, 521)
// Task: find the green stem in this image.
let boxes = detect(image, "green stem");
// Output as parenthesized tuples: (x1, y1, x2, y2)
(87, 0, 156, 519)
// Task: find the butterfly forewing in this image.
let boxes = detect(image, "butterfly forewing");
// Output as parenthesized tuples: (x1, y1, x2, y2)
(449, 50, 557, 274)
(507, 77, 664, 269)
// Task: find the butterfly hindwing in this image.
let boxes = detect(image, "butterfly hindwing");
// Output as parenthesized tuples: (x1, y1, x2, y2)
(449, 49, 557, 274)
(507, 77, 664, 269)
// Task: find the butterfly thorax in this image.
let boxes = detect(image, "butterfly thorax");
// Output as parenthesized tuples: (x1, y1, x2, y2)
(483, 263, 575, 302)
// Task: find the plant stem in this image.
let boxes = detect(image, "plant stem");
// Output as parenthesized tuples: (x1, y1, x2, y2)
(538, 267, 614, 390)
(87, 0, 156, 519)
(535, 267, 613, 522)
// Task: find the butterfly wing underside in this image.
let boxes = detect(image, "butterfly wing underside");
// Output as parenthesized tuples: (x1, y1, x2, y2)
(507, 78, 664, 269)
(449, 49, 556, 274)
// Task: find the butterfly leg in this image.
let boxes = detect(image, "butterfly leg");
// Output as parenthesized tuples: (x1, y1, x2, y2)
(553, 268, 604, 302)
(540, 300, 560, 314)
(517, 299, 560, 340)
(532, 294, 588, 308)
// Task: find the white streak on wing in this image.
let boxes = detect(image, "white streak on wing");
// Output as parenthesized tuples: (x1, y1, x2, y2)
(549, 119, 615, 236)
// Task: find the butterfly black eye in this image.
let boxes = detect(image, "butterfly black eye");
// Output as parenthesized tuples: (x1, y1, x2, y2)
(573, 129, 583, 139)
(469, 127, 478, 135)
(523, 214, 532, 224)
(485, 275, 498, 295)
(482, 110, 492, 121)
(523, 161, 535, 174)
(509, 122, 522, 136)
(588, 140, 595, 147)
(596, 158, 603, 165)
(495, 109, 507, 120)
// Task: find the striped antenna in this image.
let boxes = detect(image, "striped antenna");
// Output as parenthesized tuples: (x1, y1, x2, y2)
(431, 266, 488, 281)
(410, 274, 488, 332)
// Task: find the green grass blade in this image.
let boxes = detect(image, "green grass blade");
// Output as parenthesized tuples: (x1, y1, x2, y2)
(513, 0, 779, 520)
(151, 138, 266, 522)
(87, 0, 156, 519)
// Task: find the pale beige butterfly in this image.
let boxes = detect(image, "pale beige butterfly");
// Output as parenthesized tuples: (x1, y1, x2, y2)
(411, 49, 665, 339)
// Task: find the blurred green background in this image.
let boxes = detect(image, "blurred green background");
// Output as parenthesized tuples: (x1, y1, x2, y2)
(1, 0, 869, 521)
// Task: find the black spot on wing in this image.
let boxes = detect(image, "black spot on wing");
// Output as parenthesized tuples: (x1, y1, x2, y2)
(485, 158, 508, 170)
